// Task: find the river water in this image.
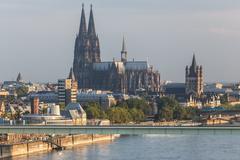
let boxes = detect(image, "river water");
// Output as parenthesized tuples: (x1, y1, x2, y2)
(12, 135, 240, 160)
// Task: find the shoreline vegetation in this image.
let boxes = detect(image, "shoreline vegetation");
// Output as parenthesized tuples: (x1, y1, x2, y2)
(84, 97, 200, 124)
(84, 97, 240, 125)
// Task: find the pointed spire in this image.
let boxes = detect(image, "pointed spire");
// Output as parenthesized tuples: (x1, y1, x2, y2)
(88, 4, 96, 35)
(68, 68, 75, 81)
(121, 36, 127, 62)
(16, 72, 23, 82)
(191, 53, 197, 69)
(122, 36, 126, 52)
(79, 3, 87, 35)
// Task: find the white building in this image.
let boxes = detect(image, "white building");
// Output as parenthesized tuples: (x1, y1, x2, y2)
(77, 92, 116, 110)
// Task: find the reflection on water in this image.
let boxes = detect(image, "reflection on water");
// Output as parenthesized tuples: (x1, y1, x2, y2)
(11, 135, 240, 160)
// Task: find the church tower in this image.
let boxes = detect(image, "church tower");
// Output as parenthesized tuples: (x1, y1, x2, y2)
(87, 4, 101, 63)
(73, 4, 88, 74)
(73, 4, 101, 88)
(185, 54, 203, 98)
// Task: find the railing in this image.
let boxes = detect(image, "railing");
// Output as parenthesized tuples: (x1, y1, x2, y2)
(43, 138, 65, 150)
(0, 125, 240, 135)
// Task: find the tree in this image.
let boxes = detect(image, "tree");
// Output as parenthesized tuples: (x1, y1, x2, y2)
(85, 102, 101, 119)
(155, 97, 181, 121)
(126, 98, 152, 115)
(99, 110, 108, 119)
(106, 107, 132, 124)
(173, 105, 183, 120)
(159, 106, 173, 121)
(129, 108, 145, 123)
(180, 107, 199, 120)
(156, 97, 179, 110)
(155, 97, 199, 121)
(116, 101, 128, 109)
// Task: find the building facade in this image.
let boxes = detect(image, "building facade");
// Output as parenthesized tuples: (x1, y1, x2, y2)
(58, 68, 78, 106)
(73, 5, 160, 94)
(185, 54, 203, 98)
(30, 97, 39, 114)
(77, 92, 116, 110)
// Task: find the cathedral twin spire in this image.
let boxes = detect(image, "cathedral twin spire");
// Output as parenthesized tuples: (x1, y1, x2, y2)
(75, 3, 101, 63)
(73, 3, 101, 79)
(79, 4, 96, 36)
(79, 4, 127, 63)
(79, 4, 87, 35)
(88, 5, 96, 36)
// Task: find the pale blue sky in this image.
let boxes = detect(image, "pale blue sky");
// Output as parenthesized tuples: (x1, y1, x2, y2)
(1, 0, 240, 82)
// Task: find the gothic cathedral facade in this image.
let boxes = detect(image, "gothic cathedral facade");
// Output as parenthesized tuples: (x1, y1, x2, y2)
(73, 5, 160, 94)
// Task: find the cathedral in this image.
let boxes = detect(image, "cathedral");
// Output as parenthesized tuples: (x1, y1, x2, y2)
(73, 5, 160, 94)
(185, 54, 203, 98)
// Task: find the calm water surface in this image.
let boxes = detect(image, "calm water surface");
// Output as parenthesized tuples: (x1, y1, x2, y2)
(11, 135, 240, 160)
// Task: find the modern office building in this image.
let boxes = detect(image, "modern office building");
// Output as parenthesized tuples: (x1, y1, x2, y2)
(58, 68, 78, 106)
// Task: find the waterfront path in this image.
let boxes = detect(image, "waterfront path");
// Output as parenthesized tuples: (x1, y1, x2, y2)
(0, 125, 240, 135)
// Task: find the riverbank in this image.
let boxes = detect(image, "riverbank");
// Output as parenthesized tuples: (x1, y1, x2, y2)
(0, 134, 118, 159)
(9, 135, 240, 160)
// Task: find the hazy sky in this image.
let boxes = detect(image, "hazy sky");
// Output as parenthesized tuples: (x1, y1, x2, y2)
(1, 0, 240, 83)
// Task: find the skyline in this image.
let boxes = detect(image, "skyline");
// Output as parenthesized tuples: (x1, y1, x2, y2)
(1, 0, 240, 83)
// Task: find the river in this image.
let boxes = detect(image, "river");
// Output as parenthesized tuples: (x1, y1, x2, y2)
(11, 135, 240, 160)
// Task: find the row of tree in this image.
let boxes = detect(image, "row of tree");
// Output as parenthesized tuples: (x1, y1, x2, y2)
(84, 97, 199, 124)
(84, 98, 148, 124)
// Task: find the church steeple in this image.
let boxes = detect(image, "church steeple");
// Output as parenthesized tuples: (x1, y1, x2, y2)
(79, 3, 87, 36)
(189, 54, 197, 76)
(121, 36, 127, 62)
(191, 54, 197, 69)
(16, 72, 23, 82)
(88, 4, 96, 36)
(122, 36, 126, 52)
